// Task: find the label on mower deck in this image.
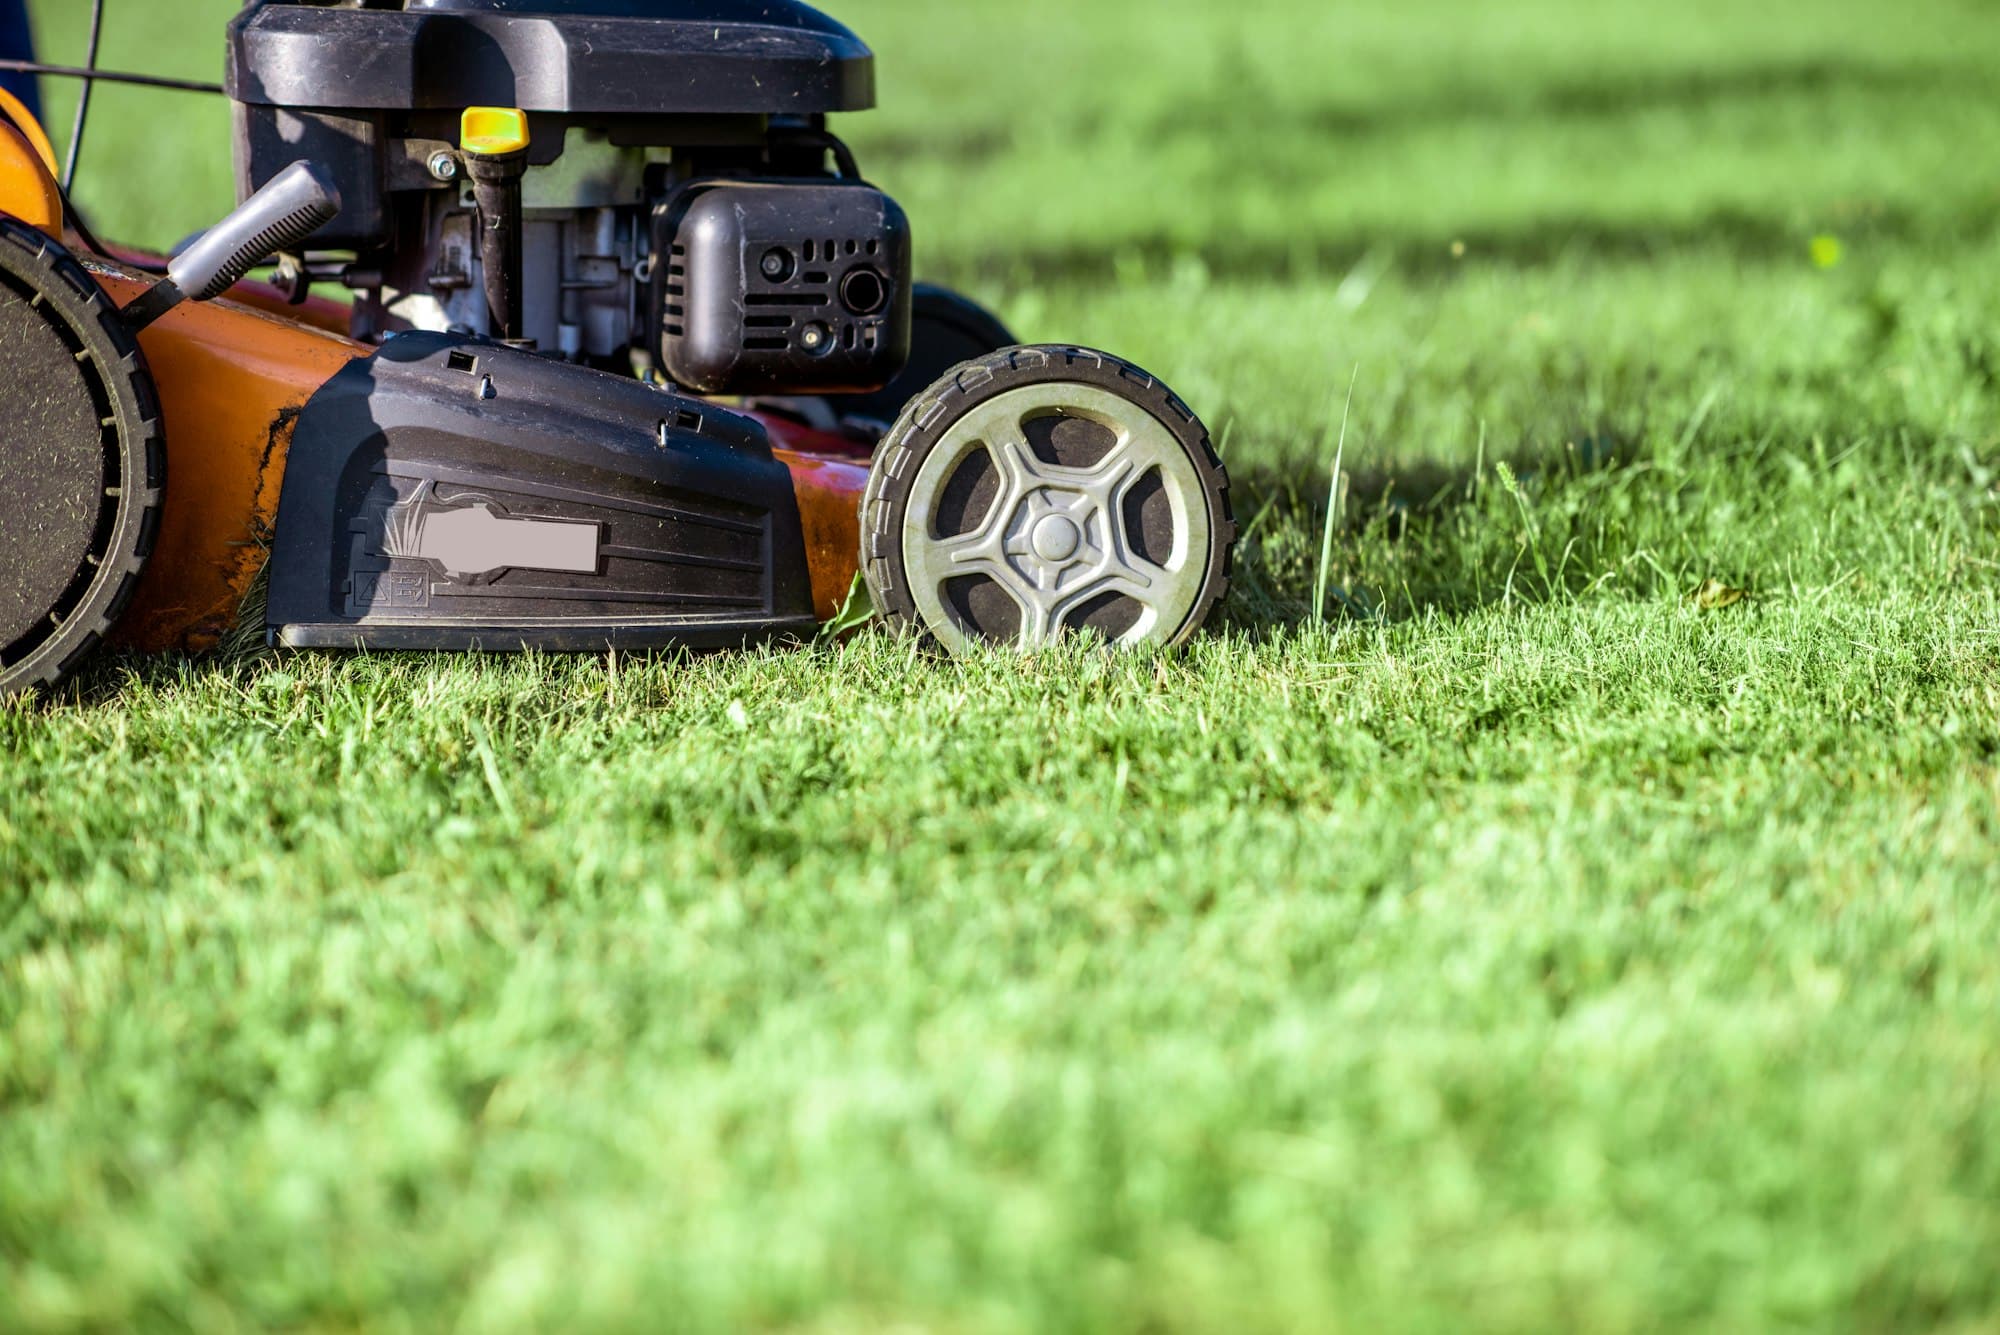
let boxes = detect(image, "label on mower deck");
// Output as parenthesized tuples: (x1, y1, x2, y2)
(408, 501, 600, 582)
(348, 490, 605, 615)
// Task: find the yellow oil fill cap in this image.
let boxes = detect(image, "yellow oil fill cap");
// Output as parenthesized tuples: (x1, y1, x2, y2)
(460, 107, 530, 157)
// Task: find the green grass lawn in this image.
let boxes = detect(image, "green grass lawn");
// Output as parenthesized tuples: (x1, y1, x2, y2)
(6, 0, 2000, 1329)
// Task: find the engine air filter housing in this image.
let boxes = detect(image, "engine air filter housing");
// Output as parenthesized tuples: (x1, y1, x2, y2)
(653, 180, 913, 396)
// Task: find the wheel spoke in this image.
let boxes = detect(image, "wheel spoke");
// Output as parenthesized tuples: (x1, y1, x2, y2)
(930, 525, 1007, 583)
(1016, 597, 1064, 649)
(1075, 436, 1144, 502)
(1006, 562, 1068, 625)
(1065, 560, 1160, 615)
(985, 430, 1045, 494)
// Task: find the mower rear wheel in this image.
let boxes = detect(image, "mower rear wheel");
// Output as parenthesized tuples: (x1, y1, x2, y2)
(861, 346, 1234, 654)
(0, 218, 164, 698)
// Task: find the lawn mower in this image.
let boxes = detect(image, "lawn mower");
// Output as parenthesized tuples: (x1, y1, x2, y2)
(0, 0, 1235, 699)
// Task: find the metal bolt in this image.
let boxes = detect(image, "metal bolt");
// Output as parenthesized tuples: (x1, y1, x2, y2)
(760, 247, 795, 282)
(428, 151, 460, 182)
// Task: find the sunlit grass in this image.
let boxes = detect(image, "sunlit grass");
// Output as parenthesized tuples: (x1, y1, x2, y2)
(6, 0, 2000, 1329)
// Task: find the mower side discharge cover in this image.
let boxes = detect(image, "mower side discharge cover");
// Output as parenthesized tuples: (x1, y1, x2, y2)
(266, 333, 818, 651)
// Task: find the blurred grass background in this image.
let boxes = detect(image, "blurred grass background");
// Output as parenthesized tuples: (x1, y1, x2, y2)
(26, 0, 2000, 466)
(6, 0, 2000, 1330)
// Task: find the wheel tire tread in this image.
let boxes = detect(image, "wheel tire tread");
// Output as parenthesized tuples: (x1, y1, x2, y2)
(860, 344, 1234, 651)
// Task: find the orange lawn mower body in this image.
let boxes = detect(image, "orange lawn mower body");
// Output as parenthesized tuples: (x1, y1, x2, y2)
(0, 1, 1233, 699)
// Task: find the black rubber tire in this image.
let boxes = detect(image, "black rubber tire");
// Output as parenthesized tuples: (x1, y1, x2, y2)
(0, 218, 165, 699)
(826, 282, 1017, 426)
(861, 345, 1234, 652)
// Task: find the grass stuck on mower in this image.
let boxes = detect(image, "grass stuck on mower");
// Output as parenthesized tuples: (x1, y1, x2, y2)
(0, 0, 1235, 699)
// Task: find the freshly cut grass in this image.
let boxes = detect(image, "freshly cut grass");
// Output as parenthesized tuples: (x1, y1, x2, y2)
(6, 0, 2000, 1329)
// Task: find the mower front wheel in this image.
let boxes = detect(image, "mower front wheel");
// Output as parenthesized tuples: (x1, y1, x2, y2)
(861, 346, 1234, 654)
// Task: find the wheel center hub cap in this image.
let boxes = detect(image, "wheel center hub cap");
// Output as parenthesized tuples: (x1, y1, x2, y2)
(1030, 513, 1082, 564)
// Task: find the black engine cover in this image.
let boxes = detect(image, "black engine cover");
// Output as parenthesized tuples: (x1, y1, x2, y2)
(227, 0, 873, 116)
(227, 0, 868, 113)
(227, 0, 876, 245)
(266, 333, 818, 652)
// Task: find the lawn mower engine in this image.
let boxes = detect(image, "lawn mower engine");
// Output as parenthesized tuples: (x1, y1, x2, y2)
(229, 0, 913, 396)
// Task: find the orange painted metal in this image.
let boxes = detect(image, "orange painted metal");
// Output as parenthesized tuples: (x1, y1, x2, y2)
(763, 417, 872, 621)
(0, 88, 58, 177)
(0, 124, 59, 231)
(223, 282, 358, 337)
(0, 91, 61, 233)
(93, 267, 364, 651)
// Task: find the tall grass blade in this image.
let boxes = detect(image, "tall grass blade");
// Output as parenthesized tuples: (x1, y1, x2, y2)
(1313, 366, 1359, 624)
